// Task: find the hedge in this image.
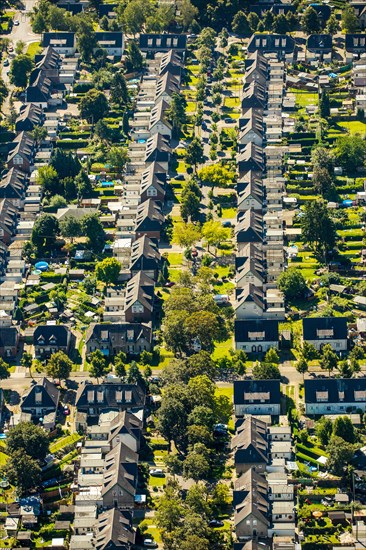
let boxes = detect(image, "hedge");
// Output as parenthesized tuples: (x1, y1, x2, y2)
(296, 443, 328, 459)
(296, 451, 321, 466)
(57, 140, 89, 149)
(40, 272, 65, 283)
(59, 132, 91, 139)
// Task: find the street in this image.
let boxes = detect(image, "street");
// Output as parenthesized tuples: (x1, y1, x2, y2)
(1, 0, 40, 114)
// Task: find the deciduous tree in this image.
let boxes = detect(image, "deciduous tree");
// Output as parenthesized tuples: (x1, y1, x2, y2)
(95, 257, 121, 284)
(46, 351, 73, 383)
(79, 89, 109, 122)
(7, 422, 49, 460)
(9, 54, 33, 88)
(5, 450, 41, 495)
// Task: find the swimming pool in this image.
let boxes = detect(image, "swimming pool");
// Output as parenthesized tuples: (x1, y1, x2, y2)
(0, 434, 7, 439)
(100, 181, 114, 187)
(137, 139, 146, 144)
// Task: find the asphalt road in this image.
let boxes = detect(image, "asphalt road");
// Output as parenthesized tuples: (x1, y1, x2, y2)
(1, 0, 40, 114)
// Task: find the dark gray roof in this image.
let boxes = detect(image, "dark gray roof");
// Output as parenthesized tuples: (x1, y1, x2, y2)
(235, 320, 279, 343)
(33, 324, 70, 347)
(130, 235, 161, 273)
(345, 34, 366, 52)
(304, 378, 366, 404)
(94, 508, 135, 550)
(139, 33, 187, 51)
(75, 379, 146, 410)
(307, 34, 332, 52)
(302, 316, 347, 341)
(21, 377, 60, 410)
(95, 32, 123, 48)
(234, 380, 281, 406)
(42, 32, 75, 49)
(248, 34, 295, 54)
(0, 326, 19, 348)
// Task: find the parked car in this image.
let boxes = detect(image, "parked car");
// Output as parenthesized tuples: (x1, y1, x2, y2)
(149, 468, 165, 477)
(7, 46, 13, 52)
(3, 58, 9, 66)
(222, 221, 232, 228)
(209, 519, 224, 528)
(175, 174, 185, 181)
(164, 281, 175, 288)
(224, 118, 235, 123)
(144, 540, 158, 548)
(13, 20, 19, 25)
(63, 406, 70, 416)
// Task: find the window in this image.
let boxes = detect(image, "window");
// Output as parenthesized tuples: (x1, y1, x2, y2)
(156, 38, 161, 46)
(147, 187, 157, 197)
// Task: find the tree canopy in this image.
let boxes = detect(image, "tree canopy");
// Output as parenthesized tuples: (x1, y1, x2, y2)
(7, 422, 49, 460)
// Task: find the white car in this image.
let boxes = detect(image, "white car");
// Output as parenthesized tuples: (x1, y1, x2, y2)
(144, 539, 158, 548)
(13, 20, 19, 25)
(149, 468, 165, 477)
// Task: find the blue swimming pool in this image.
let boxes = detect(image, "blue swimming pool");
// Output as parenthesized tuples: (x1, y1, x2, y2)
(137, 139, 146, 144)
(0, 434, 7, 439)
(100, 181, 114, 187)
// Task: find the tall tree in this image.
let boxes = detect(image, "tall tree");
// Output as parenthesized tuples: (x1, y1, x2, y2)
(232, 11, 250, 35)
(186, 138, 204, 172)
(0, 358, 10, 380)
(46, 351, 73, 383)
(327, 436, 355, 475)
(319, 90, 330, 119)
(76, 18, 97, 61)
(335, 136, 366, 173)
(301, 6, 321, 33)
(167, 93, 187, 137)
(125, 40, 144, 71)
(301, 201, 337, 262)
(9, 54, 33, 88)
(31, 214, 59, 250)
(79, 89, 109, 122)
(320, 344, 338, 376)
(60, 216, 82, 242)
(277, 268, 307, 300)
(108, 146, 129, 173)
(6, 422, 49, 460)
(4, 450, 41, 495)
(110, 72, 129, 107)
(95, 257, 121, 284)
(342, 5, 358, 33)
(88, 350, 109, 381)
(81, 213, 105, 252)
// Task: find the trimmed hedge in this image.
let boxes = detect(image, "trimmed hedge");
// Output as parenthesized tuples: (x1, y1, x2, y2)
(57, 139, 89, 149)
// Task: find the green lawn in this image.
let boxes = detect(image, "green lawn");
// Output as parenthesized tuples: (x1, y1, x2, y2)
(0, 451, 8, 466)
(224, 96, 240, 108)
(167, 252, 183, 266)
(26, 41, 41, 59)
(290, 88, 318, 107)
(149, 474, 166, 487)
(50, 433, 81, 454)
(221, 207, 236, 219)
(212, 337, 233, 360)
(338, 120, 366, 135)
(215, 386, 233, 401)
(186, 101, 197, 113)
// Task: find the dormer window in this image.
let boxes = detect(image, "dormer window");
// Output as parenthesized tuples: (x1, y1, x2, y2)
(35, 387, 42, 404)
(131, 301, 144, 314)
(127, 330, 134, 342)
(37, 336, 45, 345)
(49, 335, 57, 345)
(316, 391, 328, 402)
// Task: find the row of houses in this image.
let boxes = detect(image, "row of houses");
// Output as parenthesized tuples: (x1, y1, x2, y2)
(232, 416, 296, 546)
(8, 376, 145, 549)
(233, 378, 366, 419)
(234, 49, 287, 352)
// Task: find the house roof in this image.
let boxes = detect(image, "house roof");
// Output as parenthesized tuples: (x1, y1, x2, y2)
(236, 209, 263, 242)
(159, 50, 183, 76)
(234, 380, 281, 406)
(238, 142, 265, 172)
(125, 271, 154, 313)
(139, 33, 187, 51)
(304, 377, 366, 405)
(21, 377, 60, 410)
(237, 178, 263, 204)
(0, 198, 18, 233)
(234, 465, 268, 495)
(34, 46, 60, 70)
(15, 104, 43, 128)
(7, 132, 34, 164)
(95, 31, 123, 49)
(239, 108, 264, 139)
(155, 72, 180, 101)
(130, 235, 161, 272)
(135, 199, 164, 233)
(107, 410, 142, 446)
(232, 416, 269, 464)
(75, 378, 146, 410)
(42, 32, 75, 49)
(302, 316, 348, 341)
(26, 70, 52, 102)
(235, 283, 265, 312)
(0, 326, 19, 348)
(248, 33, 295, 54)
(94, 508, 135, 550)
(140, 161, 166, 196)
(102, 444, 137, 497)
(235, 319, 279, 343)
(241, 81, 266, 109)
(144, 133, 171, 163)
(33, 324, 70, 347)
(98, 3, 118, 17)
(307, 34, 333, 52)
(149, 100, 172, 132)
(0, 168, 27, 199)
(346, 34, 366, 52)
